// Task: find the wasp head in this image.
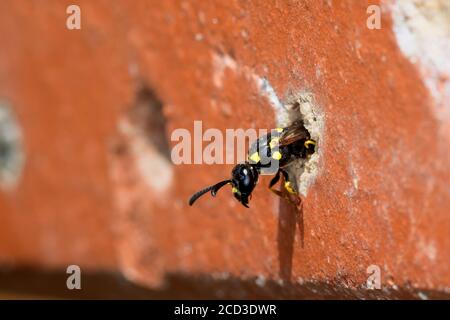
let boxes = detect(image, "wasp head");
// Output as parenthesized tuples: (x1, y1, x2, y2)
(230, 163, 259, 208)
(188, 162, 259, 208)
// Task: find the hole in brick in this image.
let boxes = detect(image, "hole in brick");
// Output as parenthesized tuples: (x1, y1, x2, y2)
(278, 92, 324, 196)
(114, 85, 173, 193)
(128, 86, 171, 161)
(0, 100, 24, 190)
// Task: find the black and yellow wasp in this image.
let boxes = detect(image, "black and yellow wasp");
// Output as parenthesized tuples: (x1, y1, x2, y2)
(189, 120, 316, 207)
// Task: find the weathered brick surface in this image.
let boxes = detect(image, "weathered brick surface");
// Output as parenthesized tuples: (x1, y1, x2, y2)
(0, 0, 449, 298)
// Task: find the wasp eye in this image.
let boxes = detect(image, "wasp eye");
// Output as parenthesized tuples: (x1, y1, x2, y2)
(237, 170, 250, 185)
(231, 164, 255, 193)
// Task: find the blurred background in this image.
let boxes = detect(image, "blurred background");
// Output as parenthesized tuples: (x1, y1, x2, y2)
(0, 0, 449, 299)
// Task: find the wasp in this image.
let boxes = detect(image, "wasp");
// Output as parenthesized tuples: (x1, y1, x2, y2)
(188, 120, 316, 208)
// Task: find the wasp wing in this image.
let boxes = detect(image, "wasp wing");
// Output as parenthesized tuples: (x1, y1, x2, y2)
(278, 120, 310, 147)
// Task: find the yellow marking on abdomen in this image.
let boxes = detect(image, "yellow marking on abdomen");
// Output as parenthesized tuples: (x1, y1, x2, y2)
(269, 137, 280, 149)
(249, 152, 261, 163)
(272, 151, 282, 160)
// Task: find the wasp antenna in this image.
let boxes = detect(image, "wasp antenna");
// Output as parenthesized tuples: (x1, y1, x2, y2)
(189, 185, 216, 206)
(211, 180, 231, 197)
(189, 180, 231, 206)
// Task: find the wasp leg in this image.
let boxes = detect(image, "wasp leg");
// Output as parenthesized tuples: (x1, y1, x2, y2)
(280, 169, 302, 206)
(304, 139, 316, 153)
(269, 170, 281, 189)
(268, 170, 285, 199)
(280, 170, 296, 195)
(268, 170, 301, 206)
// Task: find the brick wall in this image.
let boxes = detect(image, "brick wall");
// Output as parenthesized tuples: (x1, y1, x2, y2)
(0, 0, 449, 298)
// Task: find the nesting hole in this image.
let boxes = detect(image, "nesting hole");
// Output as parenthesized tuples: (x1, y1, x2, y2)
(278, 92, 323, 197)
(128, 86, 171, 160)
(0, 100, 24, 191)
(112, 84, 173, 194)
